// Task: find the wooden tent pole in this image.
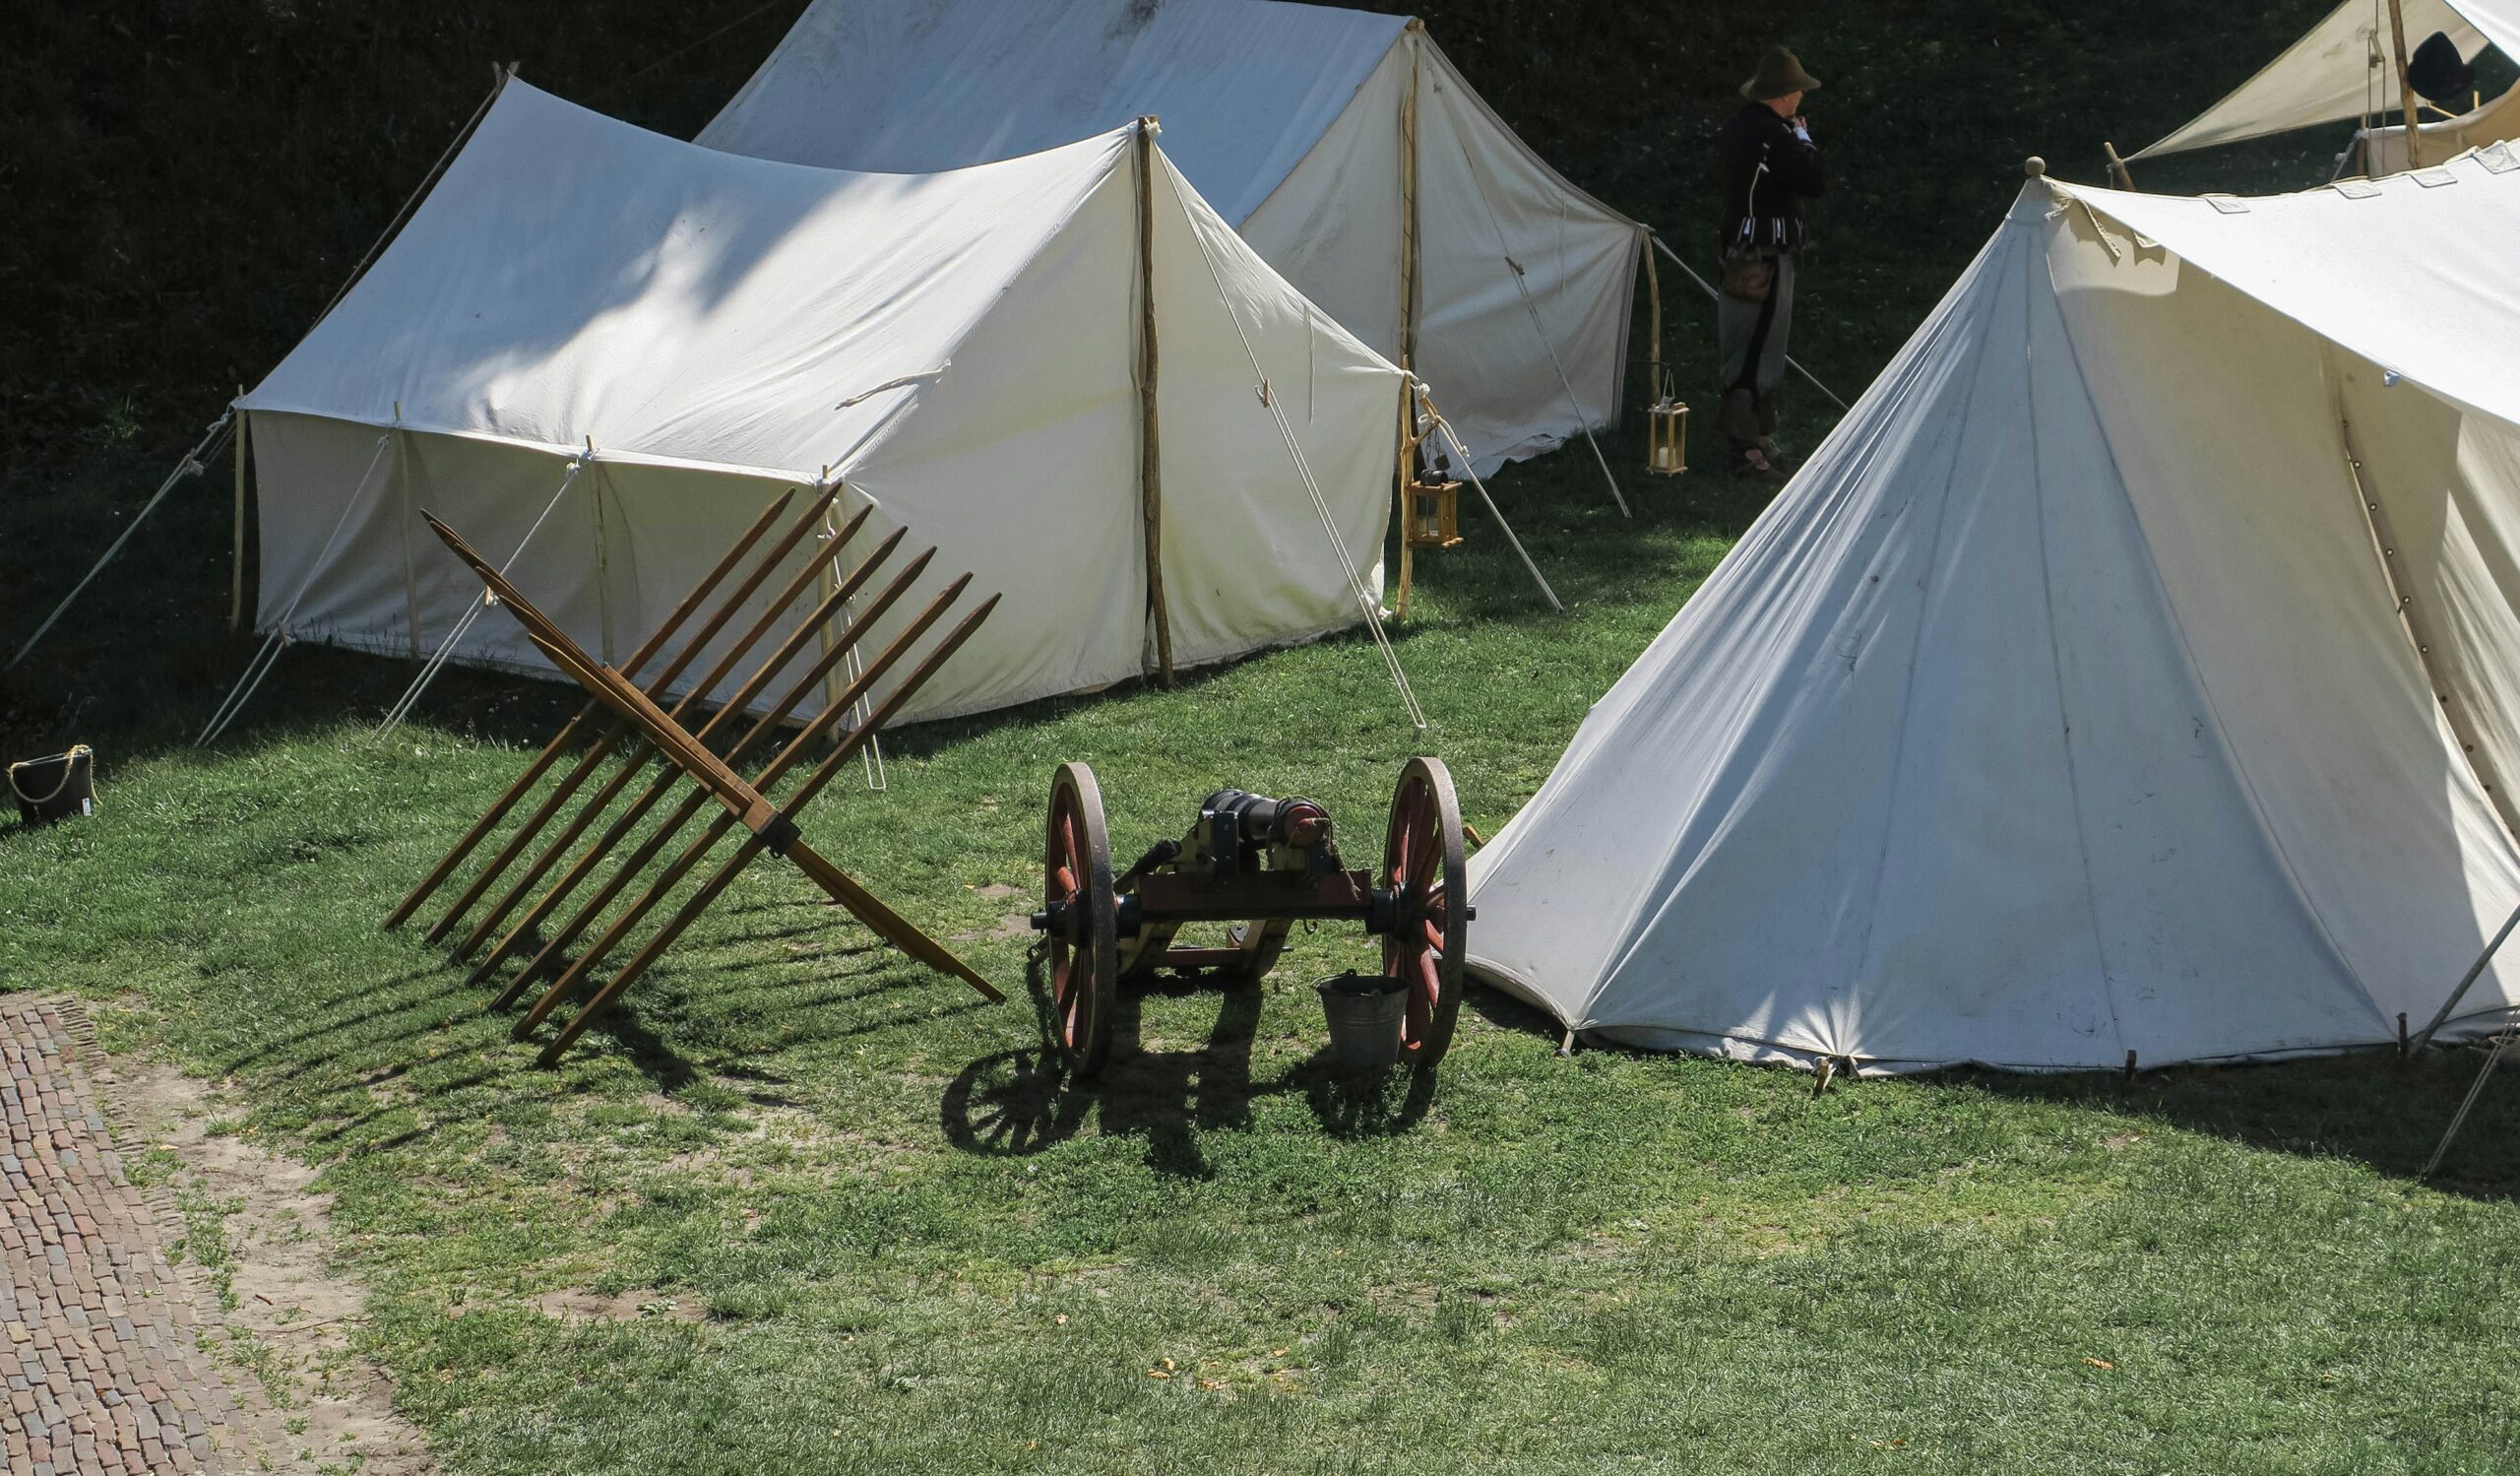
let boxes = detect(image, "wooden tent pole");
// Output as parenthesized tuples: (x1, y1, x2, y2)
(2387, 0, 2426, 168)
(1394, 380, 1418, 621)
(229, 387, 248, 631)
(1642, 228, 1663, 400)
(1133, 116, 1175, 686)
(1392, 26, 1425, 623)
(1400, 21, 1423, 375)
(2103, 141, 2135, 191)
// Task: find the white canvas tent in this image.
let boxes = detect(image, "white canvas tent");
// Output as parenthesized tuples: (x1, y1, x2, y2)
(235, 81, 1408, 728)
(2132, 0, 2519, 163)
(695, 0, 1642, 476)
(1466, 146, 2520, 1073)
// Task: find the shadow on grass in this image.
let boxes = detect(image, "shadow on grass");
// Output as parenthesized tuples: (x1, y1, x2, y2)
(938, 946, 1437, 1176)
(1450, 949, 2520, 1203)
(1967, 1046, 2520, 1204)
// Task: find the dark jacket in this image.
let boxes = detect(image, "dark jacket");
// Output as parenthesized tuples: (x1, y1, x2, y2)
(1716, 101, 1827, 254)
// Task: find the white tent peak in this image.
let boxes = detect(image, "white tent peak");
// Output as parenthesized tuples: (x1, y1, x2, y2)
(235, 76, 1410, 730)
(247, 82, 1144, 482)
(1469, 165, 2520, 1073)
(697, 0, 1642, 475)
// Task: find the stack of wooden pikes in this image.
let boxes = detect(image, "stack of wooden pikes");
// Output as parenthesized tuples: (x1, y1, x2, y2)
(383, 486, 1004, 1064)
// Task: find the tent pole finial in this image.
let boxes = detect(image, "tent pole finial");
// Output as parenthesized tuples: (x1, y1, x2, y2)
(2024, 157, 2047, 179)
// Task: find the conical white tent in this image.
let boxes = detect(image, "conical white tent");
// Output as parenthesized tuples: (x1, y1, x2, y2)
(237, 83, 1406, 727)
(1467, 147, 2520, 1072)
(2132, 0, 2520, 162)
(696, 0, 1640, 475)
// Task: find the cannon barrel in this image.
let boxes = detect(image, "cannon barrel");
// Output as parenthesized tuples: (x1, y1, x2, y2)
(1200, 788, 1331, 849)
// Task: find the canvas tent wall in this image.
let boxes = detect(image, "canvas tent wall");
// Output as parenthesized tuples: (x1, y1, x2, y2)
(1465, 147, 2520, 1073)
(236, 82, 1405, 727)
(2132, 0, 2520, 162)
(695, 0, 1641, 475)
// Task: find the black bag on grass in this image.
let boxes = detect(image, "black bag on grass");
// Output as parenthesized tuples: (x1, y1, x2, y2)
(9, 744, 95, 826)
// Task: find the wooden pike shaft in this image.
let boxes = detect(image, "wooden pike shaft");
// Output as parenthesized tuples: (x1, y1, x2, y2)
(417, 486, 841, 943)
(383, 488, 793, 930)
(512, 574, 974, 1034)
(472, 541, 932, 998)
(535, 597, 1004, 1064)
(444, 510, 885, 960)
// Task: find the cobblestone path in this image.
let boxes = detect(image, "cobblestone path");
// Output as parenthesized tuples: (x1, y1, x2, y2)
(2, 995, 264, 1473)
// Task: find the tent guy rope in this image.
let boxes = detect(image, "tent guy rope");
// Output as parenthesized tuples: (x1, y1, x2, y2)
(1158, 162, 1428, 732)
(198, 432, 395, 747)
(1649, 233, 1851, 413)
(374, 445, 596, 738)
(307, 65, 515, 333)
(1439, 111, 1630, 517)
(16, 65, 515, 679)
(7, 411, 234, 672)
(1421, 396, 1563, 612)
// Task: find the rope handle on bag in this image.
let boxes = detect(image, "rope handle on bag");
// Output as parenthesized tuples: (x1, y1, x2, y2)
(8, 744, 93, 807)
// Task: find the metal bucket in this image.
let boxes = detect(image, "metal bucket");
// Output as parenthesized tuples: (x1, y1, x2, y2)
(1315, 970, 1407, 1073)
(9, 744, 94, 827)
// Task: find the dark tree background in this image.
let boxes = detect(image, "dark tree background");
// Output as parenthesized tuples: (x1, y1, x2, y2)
(0, 0, 2352, 746)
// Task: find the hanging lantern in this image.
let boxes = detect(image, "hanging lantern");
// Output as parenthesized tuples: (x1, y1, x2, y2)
(1406, 445, 1464, 549)
(1647, 374, 1689, 477)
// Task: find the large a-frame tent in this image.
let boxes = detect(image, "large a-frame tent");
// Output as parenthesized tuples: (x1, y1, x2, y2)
(1467, 147, 2520, 1073)
(236, 82, 1405, 727)
(695, 0, 1641, 475)
(2130, 0, 2520, 169)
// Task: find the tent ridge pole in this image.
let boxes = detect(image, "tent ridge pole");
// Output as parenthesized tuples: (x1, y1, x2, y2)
(1134, 116, 1174, 687)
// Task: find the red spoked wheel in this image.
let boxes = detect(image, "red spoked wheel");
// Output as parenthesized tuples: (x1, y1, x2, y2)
(1382, 756, 1468, 1066)
(1044, 762, 1117, 1076)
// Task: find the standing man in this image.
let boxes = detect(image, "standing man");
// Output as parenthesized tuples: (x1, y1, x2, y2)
(1715, 45, 1826, 480)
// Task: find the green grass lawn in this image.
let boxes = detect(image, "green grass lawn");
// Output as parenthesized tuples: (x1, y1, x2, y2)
(12, 2, 2520, 1470)
(8, 439, 2520, 1474)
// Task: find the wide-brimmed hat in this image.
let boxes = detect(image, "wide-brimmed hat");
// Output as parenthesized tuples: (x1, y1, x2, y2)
(2408, 31, 2476, 104)
(1740, 45, 1822, 101)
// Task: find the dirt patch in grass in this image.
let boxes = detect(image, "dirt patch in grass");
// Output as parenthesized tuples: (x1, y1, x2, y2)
(113, 1053, 437, 1475)
(529, 1287, 709, 1324)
